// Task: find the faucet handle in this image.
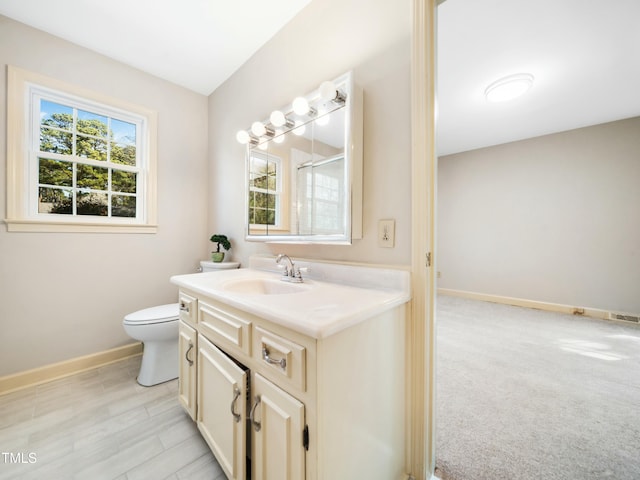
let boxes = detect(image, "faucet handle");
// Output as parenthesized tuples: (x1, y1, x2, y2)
(293, 266, 308, 280)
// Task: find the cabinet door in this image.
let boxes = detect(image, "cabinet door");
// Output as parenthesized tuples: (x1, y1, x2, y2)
(198, 334, 248, 480)
(251, 373, 305, 480)
(178, 321, 197, 420)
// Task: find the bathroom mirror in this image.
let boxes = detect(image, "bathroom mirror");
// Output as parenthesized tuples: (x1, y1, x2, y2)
(240, 71, 363, 244)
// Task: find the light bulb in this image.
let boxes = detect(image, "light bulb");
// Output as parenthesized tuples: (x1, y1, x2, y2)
(236, 130, 250, 144)
(270, 110, 287, 127)
(251, 121, 266, 137)
(273, 128, 284, 144)
(319, 81, 337, 101)
(292, 96, 310, 115)
(292, 120, 306, 136)
(258, 141, 268, 150)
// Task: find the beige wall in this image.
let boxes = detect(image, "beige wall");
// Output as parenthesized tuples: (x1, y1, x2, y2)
(438, 117, 640, 313)
(208, 0, 412, 266)
(0, 16, 209, 376)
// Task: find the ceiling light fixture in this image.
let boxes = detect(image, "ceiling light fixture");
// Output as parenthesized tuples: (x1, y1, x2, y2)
(484, 73, 534, 103)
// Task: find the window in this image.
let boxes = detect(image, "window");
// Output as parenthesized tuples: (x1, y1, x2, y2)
(297, 155, 345, 235)
(6, 66, 157, 233)
(248, 151, 282, 229)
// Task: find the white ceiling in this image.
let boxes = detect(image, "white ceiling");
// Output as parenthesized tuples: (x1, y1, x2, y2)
(0, 0, 312, 96)
(437, 0, 640, 155)
(1, 0, 639, 156)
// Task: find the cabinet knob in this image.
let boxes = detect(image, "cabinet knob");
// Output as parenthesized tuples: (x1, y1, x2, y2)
(179, 302, 189, 313)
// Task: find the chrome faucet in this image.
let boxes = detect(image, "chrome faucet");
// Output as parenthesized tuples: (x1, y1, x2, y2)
(276, 254, 304, 283)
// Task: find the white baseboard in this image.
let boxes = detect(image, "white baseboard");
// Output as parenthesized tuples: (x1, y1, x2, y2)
(437, 288, 611, 320)
(0, 342, 142, 395)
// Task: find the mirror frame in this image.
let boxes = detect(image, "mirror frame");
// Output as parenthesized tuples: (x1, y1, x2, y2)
(244, 71, 363, 244)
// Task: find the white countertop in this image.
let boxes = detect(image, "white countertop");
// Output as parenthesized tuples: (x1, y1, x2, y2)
(170, 258, 411, 339)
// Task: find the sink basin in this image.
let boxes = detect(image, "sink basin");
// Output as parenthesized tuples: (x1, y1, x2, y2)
(221, 278, 310, 295)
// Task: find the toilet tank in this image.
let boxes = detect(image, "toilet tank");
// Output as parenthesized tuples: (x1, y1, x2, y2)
(200, 260, 240, 272)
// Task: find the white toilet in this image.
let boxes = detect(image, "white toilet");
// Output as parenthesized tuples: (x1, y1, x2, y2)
(123, 260, 240, 386)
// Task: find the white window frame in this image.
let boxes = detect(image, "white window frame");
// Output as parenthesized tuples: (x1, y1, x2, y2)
(248, 151, 283, 231)
(5, 66, 158, 233)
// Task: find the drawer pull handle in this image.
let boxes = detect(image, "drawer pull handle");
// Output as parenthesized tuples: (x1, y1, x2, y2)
(185, 342, 194, 366)
(179, 302, 189, 313)
(230, 387, 241, 423)
(250, 395, 261, 432)
(262, 346, 286, 370)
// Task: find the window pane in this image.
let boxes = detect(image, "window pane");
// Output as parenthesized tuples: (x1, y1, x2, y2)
(254, 174, 268, 189)
(77, 110, 108, 137)
(78, 164, 108, 190)
(111, 143, 136, 166)
(267, 173, 276, 191)
(254, 209, 268, 225)
(254, 192, 269, 208)
(111, 118, 136, 145)
(112, 170, 136, 193)
(77, 192, 108, 216)
(38, 187, 72, 214)
(40, 127, 72, 154)
(112, 195, 136, 217)
(266, 209, 275, 225)
(76, 135, 107, 160)
(39, 158, 72, 186)
(40, 100, 73, 129)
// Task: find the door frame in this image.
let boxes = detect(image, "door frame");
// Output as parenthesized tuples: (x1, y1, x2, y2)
(409, 0, 438, 478)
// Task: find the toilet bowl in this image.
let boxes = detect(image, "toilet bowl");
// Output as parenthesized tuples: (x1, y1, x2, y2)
(123, 260, 240, 386)
(123, 304, 180, 386)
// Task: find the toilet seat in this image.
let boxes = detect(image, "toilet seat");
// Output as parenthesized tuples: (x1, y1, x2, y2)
(123, 303, 179, 325)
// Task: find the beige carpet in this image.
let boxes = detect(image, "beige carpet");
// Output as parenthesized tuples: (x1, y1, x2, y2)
(435, 295, 640, 480)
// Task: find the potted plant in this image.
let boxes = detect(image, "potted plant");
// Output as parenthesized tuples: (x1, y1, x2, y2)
(210, 234, 231, 262)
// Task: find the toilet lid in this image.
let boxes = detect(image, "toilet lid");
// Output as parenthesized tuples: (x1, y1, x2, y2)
(124, 303, 179, 324)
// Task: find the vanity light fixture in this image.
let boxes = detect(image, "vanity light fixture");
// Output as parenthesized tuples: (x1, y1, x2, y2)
(251, 121, 274, 137)
(270, 110, 294, 128)
(292, 96, 316, 116)
(319, 80, 346, 104)
(236, 130, 258, 146)
(236, 76, 348, 145)
(484, 73, 534, 103)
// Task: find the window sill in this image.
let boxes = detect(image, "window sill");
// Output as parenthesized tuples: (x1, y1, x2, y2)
(4, 219, 158, 234)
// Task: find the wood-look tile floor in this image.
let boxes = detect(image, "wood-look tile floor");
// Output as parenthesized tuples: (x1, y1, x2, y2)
(0, 355, 224, 480)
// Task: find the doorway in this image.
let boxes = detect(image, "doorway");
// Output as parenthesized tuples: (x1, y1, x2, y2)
(432, 1, 640, 478)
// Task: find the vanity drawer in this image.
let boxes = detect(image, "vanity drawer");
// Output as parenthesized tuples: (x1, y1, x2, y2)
(253, 326, 306, 392)
(198, 301, 252, 356)
(178, 292, 197, 326)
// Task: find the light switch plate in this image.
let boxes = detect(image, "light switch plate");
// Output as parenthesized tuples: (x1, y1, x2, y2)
(378, 219, 395, 248)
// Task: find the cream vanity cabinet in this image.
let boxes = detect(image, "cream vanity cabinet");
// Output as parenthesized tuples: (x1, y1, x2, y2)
(193, 296, 309, 480)
(175, 282, 408, 480)
(177, 292, 198, 420)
